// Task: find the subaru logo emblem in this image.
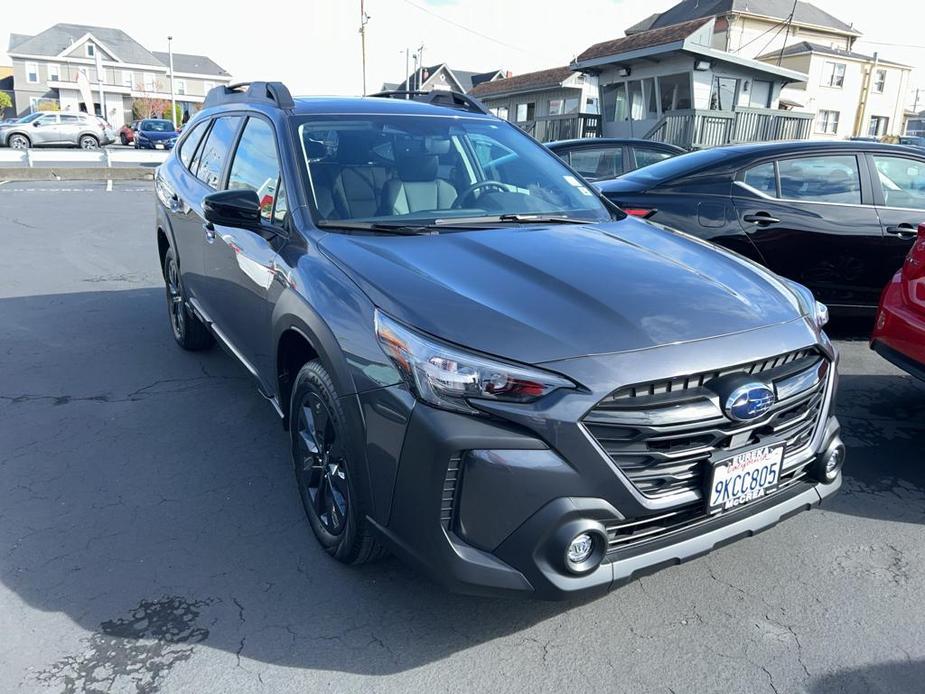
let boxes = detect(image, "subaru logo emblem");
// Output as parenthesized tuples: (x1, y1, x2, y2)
(724, 382, 775, 422)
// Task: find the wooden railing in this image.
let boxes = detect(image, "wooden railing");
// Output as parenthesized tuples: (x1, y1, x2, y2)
(644, 108, 814, 149)
(519, 113, 602, 142)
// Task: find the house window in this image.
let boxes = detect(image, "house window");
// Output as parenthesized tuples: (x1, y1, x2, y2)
(748, 79, 773, 108)
(122, 71, 134, 87)
(26, 62, 39, 83)
(143, 73, 156, 92)
(585, 97, 599, 115)
(548, 97, 580, 116)
(627, 80, 656, 119)
(85, 43, 95, 58)
(822, 61, 845, 88)
(176, 79, 187, 96)
(490, 106, 509, 120)
(46, 63, 60, 81)
(709, 77, 738, 111)
(874, 69, 886, 94)
(868, 115, 889, 137)
(515, 102, 535, 122)
(815, 110, 840, 134)
(204, 81, 215, 94)
(657, 73, 692, 112)
(601, 82, 627, 122)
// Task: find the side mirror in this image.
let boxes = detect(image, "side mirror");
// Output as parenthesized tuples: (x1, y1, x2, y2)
(203, 189, 262, 229)
(32, 120, 41, 127)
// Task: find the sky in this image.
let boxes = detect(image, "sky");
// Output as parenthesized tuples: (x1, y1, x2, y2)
(3, 0, 924, 106)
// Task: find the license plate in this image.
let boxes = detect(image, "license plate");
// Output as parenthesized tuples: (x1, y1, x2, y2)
(155, 143, 165, 149)
(708, 443, 784, 513)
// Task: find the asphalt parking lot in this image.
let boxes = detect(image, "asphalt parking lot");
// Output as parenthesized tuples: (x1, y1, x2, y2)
(1, 181, 924, 694)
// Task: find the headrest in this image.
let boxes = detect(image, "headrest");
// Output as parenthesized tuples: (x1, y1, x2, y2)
(396, 154, 439, 182)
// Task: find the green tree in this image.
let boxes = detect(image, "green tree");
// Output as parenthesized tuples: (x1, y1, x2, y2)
(0, 92, 12, 112)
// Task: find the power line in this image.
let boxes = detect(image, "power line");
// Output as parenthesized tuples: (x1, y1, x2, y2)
(858, 40, 925, 50)
(399, 0, 528, 53)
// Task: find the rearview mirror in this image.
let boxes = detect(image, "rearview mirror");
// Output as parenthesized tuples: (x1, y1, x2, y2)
(203, 189, 262, 229)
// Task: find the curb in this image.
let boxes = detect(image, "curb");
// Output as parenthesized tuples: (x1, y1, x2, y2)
(0, 167, 154, 181)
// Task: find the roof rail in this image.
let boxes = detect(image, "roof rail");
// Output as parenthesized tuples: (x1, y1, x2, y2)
(368, 89, 490, 115)
(203, 81, 295, 110)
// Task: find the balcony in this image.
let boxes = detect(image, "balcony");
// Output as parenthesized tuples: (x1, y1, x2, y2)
(518, 113, 602, 142)
(644, 107, 814, 149)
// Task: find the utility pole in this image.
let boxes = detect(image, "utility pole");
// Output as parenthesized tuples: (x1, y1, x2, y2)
(404, 48, 411, 96)
(417, 44, 425, 90)
(167, 35, 176, 128)
(359, 0, 370, 95)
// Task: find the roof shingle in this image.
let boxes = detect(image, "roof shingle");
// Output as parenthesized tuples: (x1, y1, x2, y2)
(577, 18, 710, 63)
(469, 66, 575, 98)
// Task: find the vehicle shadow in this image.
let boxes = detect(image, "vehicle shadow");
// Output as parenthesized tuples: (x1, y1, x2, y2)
(809, 659, 925, 694)
(830, 373, 925, 526)
(0, 288, 589, 685)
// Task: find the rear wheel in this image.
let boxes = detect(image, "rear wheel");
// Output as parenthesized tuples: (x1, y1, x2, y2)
(163, 247, 213, 350)
(290, 360, 385, 564)
(120, 132, 129, 146)
(8, 134, 29, 150)
(79, 135, 100, 150)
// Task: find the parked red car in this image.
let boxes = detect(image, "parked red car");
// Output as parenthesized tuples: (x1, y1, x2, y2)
(871, 223, 925, 380)
(118, 121, 138, 146)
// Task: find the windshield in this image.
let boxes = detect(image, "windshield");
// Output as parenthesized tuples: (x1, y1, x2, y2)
(141, 119, 174, 132)
(295, 114, 613, 226)
(616, 147, 731, 186)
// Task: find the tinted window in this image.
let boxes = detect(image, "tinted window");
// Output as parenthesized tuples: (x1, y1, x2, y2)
(777, 155, 860, 204)
(60, 114, 79, 124)
(179, 120, 208, 170)
(273, 180, 289, 224)
(635, 147, 675, 169)
(618, 147, 730, 187)
(742, 161, 777, 196)
(873, 155, 925, 210)
(194, 116, 242, 190)
(227, 118, 280, 221)
(569, 147, 623, 180)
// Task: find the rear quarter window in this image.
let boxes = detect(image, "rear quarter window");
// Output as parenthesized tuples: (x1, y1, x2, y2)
(178, 119, 209, 171)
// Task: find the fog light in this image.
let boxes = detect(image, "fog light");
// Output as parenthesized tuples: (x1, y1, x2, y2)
(567, 533, 594, 564)
(812, 438, 845, 483)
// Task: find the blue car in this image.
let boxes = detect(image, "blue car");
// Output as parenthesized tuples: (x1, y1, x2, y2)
(134, 118, 178, 150)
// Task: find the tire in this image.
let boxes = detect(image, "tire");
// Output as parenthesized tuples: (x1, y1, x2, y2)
(290, 360, 386, 565)
(120, 133, 128, 146)
(79, 135, 100, 150)
(163, 246, 214, 351)
(8, 134, 29, 150)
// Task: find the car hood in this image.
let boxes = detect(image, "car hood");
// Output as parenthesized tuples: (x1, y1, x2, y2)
(318, 218, 804, 364)
(138, 130, 177, 140)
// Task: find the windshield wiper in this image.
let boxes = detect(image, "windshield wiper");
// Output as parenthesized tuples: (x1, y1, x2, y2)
(433, 214, 595, 227)
(316, 220, 433, 236)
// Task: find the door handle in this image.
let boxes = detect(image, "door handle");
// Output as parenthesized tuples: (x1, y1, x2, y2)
(743, 213, 780, 225)
(202, 222, 216, 243)
(886, 224, 917, 239)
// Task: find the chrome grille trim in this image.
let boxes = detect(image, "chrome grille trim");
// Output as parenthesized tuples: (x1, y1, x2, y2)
(583, 348, 829, 500)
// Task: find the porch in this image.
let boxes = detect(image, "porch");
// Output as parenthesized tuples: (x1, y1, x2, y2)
(644, 107, 814, 149)
(519, 113, 602, 142)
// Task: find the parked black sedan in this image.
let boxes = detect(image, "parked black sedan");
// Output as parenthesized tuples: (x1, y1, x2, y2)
(546, 138, 684, 181)
(597, 141, 925, 311)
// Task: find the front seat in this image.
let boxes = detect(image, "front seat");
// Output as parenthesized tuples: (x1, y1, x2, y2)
(380, 153, 457, 215)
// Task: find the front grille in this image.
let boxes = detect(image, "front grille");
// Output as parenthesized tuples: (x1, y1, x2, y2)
(583, 348, 829, 500)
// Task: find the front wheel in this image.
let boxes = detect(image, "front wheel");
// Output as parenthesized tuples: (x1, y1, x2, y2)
(79, 135, 99, 150)
(8, 134, 29, 150)
(120, 133, 129, 146)
(163, 247, 213, 350)
(290, 360, 385, 564)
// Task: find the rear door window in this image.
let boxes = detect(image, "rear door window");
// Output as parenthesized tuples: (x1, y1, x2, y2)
(179, 120, 209, 171)
(742, 161, 777, 197)
(871, 155, 925, 209)
(634, 147, 674, 169)
(777, 155, 861, 204)
(227, 117, 281, 221)
(568, 146, 623, 180)
(193, 116, 242, 190)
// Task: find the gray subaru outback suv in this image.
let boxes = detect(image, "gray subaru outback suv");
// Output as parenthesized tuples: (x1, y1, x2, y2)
(154, 82, 845, 599)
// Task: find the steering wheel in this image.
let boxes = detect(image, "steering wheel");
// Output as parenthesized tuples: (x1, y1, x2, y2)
(453, 180, 509, 208)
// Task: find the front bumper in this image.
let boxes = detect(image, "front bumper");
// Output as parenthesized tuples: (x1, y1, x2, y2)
(373, 318, 844, 599)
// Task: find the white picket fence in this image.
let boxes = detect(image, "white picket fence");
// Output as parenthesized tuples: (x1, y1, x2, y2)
(0, 148, 168, 168)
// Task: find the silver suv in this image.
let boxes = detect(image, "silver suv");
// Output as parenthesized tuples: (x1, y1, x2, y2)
(0, 111, 112, 150)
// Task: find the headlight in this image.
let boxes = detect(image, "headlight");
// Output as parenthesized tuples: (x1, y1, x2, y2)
(375, 310, 574, 414)
(781, 278, 828, 328)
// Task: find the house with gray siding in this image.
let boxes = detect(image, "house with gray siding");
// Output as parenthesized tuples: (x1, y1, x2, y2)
(573, 17, 812, 148)
(381, 64, 503, 94)
(7, 24, 232, 125)
(469, 67, 601, 141)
